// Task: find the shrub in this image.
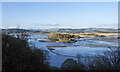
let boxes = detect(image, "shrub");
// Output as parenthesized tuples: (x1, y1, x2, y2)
(2, 34, 50, 70)
(88, 47, 120, 70)
(60, 58, 79, 70)
(60, 47, 120, 70)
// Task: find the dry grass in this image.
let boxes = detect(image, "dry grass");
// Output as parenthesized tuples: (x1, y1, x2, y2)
(58, 32, 118, 37)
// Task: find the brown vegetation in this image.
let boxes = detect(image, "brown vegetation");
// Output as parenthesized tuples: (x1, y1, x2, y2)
(48, 33, 80, 43)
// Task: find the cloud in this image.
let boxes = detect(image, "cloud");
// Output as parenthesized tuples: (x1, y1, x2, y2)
(96, 23, 118, 29)
(9, 27, 18, 29)
(0, 26, 5, 29)
(34, 22, 60, 26)
(46, 23, 60, 26)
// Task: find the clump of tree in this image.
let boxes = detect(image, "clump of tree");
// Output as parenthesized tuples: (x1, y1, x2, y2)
(60, 54, 85, 70)
(88, 47, 120, 70)
(60, 58, 85, 70)
(95, 35, 105, 37)
(48, 33, 80, 43)
(60, 47, 120, 70)
(2, 34, 51, 70)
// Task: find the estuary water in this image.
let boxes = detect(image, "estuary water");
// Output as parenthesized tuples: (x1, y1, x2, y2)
(27, 34, 118, 67)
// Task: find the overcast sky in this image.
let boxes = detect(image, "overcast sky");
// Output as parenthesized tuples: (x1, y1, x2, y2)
(2, 2, 118, 29)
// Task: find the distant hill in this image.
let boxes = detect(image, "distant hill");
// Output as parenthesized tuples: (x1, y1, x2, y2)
(47, 28, 59, 32)
(2, 28, 118, 34)
(57, 28, 118, 33)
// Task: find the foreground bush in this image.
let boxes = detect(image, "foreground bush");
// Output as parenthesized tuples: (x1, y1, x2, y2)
(2, 34, 50, 70)
(88, 47, 120, 70)
(60, 47, 120, 70)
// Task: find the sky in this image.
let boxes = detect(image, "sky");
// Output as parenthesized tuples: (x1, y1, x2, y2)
(2, 2, 118, 29)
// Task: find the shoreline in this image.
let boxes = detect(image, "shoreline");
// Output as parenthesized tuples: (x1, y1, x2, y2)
(10, 32, 118, 37)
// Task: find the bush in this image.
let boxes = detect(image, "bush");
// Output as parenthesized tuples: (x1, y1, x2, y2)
(60, 58, 85, 70)
(88, 47, 120, 70)
(2, 34, 50, 70)
(60, 47, 120, 70)
(61, 58, 79, 70)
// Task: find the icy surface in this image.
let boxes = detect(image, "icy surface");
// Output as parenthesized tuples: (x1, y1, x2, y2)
(27, 34, 118, 67)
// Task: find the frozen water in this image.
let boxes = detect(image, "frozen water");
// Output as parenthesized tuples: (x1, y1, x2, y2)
(27, 34, 118, 67)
